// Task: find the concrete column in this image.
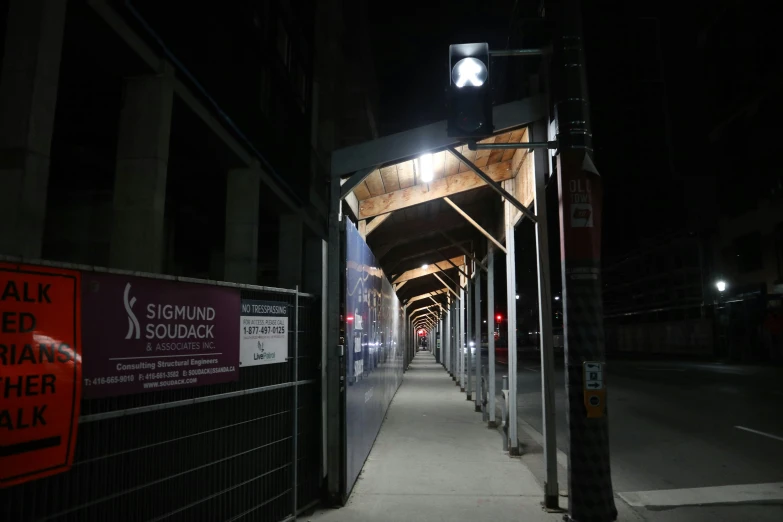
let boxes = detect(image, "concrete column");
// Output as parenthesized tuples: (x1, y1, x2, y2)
(0, 0, 67, 258)
(110, 66, 174, 273)
(224, 166, 261, 284)
(278, 213, 304, 289)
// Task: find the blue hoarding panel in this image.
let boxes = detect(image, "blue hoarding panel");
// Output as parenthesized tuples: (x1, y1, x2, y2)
(344, 219, 406, 494)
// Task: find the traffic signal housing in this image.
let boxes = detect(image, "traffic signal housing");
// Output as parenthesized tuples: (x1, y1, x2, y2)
(448, 43, 493, 138)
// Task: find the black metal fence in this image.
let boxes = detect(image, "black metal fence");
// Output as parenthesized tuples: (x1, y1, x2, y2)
(1, 267, 322, 522)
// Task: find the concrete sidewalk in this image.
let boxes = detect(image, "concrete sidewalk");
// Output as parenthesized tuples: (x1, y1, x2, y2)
(308, 351, 560, 522)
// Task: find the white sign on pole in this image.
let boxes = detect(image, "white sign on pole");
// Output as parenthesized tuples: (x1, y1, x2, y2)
(239, 299, 289, 366)
(583, 361, 604, 390)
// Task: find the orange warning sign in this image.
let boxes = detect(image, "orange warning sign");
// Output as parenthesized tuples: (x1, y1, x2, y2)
(1, 262, 81, 487)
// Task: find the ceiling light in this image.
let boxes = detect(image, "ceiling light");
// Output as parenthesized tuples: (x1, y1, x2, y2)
(421, 264, 428, 270)
(418, 153, 434, 183)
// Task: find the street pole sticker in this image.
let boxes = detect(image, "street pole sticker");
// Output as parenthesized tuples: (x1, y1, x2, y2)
(239, 300, 288, 366)
(583, 361, 605, 418)
(1, 263, 81, 487)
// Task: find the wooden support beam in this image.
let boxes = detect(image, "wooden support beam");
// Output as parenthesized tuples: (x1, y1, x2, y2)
(394, 280, 407, 291)
(366, 212, 392, 236)
(407, 288, 448, 304)
(436, 248, 469, 278)
(443, 197, 507, 254)
(357, 160, 514, 219)
(358, 219, 367, 239)
(393, 256, 464, 284)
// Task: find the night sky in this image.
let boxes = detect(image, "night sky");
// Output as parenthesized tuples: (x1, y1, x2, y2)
(367, 0, 779, 260)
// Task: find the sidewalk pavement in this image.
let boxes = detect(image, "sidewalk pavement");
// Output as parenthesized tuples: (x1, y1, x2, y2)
(307, 351, 562, 522)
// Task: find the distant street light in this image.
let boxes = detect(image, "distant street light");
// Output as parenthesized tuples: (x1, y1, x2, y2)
(716, 280, 727, 292)
(515, 294, 519, 300)
(554, 296, 560, 301)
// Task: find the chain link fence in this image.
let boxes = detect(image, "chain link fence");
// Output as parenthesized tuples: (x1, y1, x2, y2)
(1, 261, 322, 522)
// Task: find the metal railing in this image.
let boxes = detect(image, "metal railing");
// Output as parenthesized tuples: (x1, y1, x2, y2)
(0, 259, 321, 522)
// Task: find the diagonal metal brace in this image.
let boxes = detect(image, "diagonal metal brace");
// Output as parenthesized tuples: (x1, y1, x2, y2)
(439, 230, 488, 272)
(447, 147, 537, 223)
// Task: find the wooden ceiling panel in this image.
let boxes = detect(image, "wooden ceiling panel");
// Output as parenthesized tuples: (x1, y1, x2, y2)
(475, 136, 495, 162)
(397, 160, 415, 188)
(380, 166, 401, 192)
(458, 148, 478, 173)
(488, 148, 505, 165)
(358, 160, 514, 219)
(353, 181, 371, 200)
(364, 170, 386, 196)
(502, 127, 528, 161)
(445, 150, 460, 176)
(433, 151, 446, 179)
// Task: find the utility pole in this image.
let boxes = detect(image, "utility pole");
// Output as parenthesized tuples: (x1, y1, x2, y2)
(553, 0, 617, 520)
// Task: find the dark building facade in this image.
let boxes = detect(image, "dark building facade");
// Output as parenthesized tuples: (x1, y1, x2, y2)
(0, 0, 378, 290)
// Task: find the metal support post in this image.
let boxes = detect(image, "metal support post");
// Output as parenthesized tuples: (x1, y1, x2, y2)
(474, 267, 482, 412)
(504, 180, 519, 455)
(466, 274, 473, 401)
(325, 175, 343, 502)
(460, 287, 466, 391)
(487, 245, 497, 427)
(554, 0, 616, 519)
(532, 121, 559, 509)
(292, 287, 300, 515)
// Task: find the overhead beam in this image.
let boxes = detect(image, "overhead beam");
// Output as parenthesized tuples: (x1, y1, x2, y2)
(393, 256, 464, 284)
(386, 244, 468, 278)
(340, 166, 378, 199)
(394, 281, 407, 291)
(447, 147, 537, 223)
(366, 212, 392, 236)
(443, 197, 507, 254)
(436, 249, 470, 278)
(407, 288, 448, 305)
(357, 161, 514, 219)
(433, 273, 460, 300)
(331, 96, 545, 177)
(440, 230, 487, 271)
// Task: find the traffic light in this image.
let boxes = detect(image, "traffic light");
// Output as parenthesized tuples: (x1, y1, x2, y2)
(496, 314, 502, 322)
(447, 43, 493, 138)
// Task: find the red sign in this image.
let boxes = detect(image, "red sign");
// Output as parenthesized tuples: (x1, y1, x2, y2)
(1, 263, 82, 487)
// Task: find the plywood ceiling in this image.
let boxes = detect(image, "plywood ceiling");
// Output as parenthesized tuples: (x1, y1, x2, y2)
(350, 127, 529, 202)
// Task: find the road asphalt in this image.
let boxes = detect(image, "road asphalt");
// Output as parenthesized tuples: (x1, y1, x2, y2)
(484, 355, 783, 521)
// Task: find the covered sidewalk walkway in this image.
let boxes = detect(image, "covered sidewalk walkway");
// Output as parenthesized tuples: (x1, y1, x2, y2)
(310, 352, 559, 522)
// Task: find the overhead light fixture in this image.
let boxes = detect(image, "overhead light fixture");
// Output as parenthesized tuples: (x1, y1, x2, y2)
(421, 264, 428, 270)
(716, 280, 727, 292)
(416, 153, 434, 183)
